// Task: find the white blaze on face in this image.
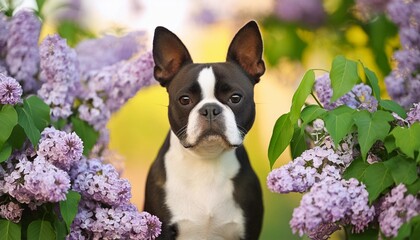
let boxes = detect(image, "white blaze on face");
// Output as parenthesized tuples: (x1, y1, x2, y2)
(185, 67, 242, 147)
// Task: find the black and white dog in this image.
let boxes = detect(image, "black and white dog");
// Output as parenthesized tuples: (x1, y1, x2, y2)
(144, 21, 265, 240)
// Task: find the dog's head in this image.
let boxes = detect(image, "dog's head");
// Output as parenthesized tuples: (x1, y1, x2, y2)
(152, 21, 265, 151)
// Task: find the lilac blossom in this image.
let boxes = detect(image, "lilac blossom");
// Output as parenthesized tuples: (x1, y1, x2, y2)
(290, 177, 375, 238)
(378, 184, 420, 238)
(0, 12, 9, 57)
(37, 127, 83, 171)
(2, 155, 70, 204)
(0, 202, 23, 223)
(71, 158, 131, 206)
(78, 51, 154, 131)
(6, 10, 41, 92)
(406, 102, 420, 124)
(355, 0, 390, 20)
(315, 73, 378, 112)
(38, 34, 79, 120)
(0, 73, 22, 104)
(385, 0, 420, 108)
(267, 131, 355, 194)
(274, 0, 326, 28)
(76, 31, 146, 74)
(68, 199, 161, 240)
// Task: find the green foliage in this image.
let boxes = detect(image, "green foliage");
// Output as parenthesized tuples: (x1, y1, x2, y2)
(289, 70, 315, 122)
(330, 56, 360, 102)
(71, 116, 99, 156)
(27, 220, 55, 240)
(268, 113, 294, 168)
(390, 123, 420, 158)
(300, 105, 326, 125)
(290, 125, 306, 159)
(363, 162, 394, 203)
(379, 99, 407, 118)
(0, 219, 21, 240)
(323, 105, 355, 146)
(59, 191, 81, 232)
(0, 105, 18, 150)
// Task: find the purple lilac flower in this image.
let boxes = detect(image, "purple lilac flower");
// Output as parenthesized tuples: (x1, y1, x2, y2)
(0, 73, 22, 104)
(71, 158, 131, 206)
(267, 131, 355, 193)
(290, 177, 375, 238)
(0, 202, 23, 223)
(37, 127, 83, 171)
(274, 0, 326, 28)
(378, 184, 420, 237)
(78, 51, 154, 131)
(76, 31, 145, 74)
(385, 0, 420, 108)
(38, 34, 80, 120)
(315, 73, 378, 112)
(68, 199, 161, 240)
(54, 0, 83, 22)
(2, 155, 70, 204)
(406, 102, 420, 124)
(6, 10, 41, 92)
(355, 0, 390, 20)
(0, 12, 9, 57)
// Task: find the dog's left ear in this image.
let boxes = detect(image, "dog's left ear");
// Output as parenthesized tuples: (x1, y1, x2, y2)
(227, 21, 265, 84)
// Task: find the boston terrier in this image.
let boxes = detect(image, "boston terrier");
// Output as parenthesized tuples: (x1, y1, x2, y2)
(144, 21, 265, 240)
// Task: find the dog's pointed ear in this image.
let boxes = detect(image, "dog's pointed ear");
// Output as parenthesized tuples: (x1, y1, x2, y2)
(153, 27, 193, 87)
(226, 21, 265, 84)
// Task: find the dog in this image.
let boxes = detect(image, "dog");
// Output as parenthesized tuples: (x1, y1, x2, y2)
(144, 21, 265, 240)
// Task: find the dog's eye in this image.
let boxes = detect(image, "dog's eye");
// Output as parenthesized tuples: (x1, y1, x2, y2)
(229, 94, 242, 104)
(179, 96, 192, 105)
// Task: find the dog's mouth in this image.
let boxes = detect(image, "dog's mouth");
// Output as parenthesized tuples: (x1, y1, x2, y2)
(182, 130, 240, 149)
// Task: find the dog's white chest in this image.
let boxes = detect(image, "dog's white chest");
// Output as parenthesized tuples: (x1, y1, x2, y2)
(164, 133, 245, 240)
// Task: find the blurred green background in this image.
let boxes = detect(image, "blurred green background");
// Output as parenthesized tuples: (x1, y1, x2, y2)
(19, 0, 398, 238)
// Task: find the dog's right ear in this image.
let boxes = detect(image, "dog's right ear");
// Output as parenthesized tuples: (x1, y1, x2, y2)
(153, 27, 193, 87)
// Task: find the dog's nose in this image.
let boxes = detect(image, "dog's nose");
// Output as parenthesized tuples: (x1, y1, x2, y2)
(199, 103, 222, 120)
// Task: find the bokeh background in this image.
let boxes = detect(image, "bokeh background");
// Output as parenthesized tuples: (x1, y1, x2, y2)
(11, 0, 400, 238)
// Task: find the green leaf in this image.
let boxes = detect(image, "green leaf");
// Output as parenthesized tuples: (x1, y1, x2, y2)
(53, 218, 68, 240)
(59, 191, 81, 232)
(411, 217, 420, 240)
(395, 222, 411, 240)
(330, 56, 359, 102)
(0, 143, 12, 163)
(16, 106, 41, 147)
(348, 228, 379, 240)
(379, 99, 407, 119)
(390, 123, 420, 158)
(300, 105, 327, 125)
(0, 105, 18, 149)
(384, 135, 397, 154)
(289, 70, 315, 123)
(268, 113, 294, 168)
(27, 220, 55, 240)
(406, 179, 420, 195)
(23, 96, 50, 131)
(290, 125, 307, 159)
(0, 219, 21, 240)
(342, 158, 370, 181)
(324, 105, 355, 146)
(71, 117, 97, 156)
(363, 66, 381, 101)
(8, 125, 26, 149)
(384, 155, 417, 185)
(363, 163, 394, 203)
(353, 110, 393, 160)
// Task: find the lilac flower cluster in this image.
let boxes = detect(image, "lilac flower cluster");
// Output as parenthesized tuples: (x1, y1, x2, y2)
(71, 158, 131, 206)
(268, 130, 355, 193)
(38, 127, 84, 171)
(1, 155, 70, 204)
(378, 184, 420, 237)
(76, 31, 145, 74)
(5, 10, 41, 92)
(406, 102, 420, 124)
(355, 0, 390, 20)
(68, 158, 161, 239)
(68, 200, 161, 240)
(290, 177, 375, 237)
(0, 202, 23, 223)
(385, 0, 420, 108)
(314, 73, 378, 112)
(274, 0, 326, 28)
(38, 34, 80, 120)
(0, 73, 22, 105)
